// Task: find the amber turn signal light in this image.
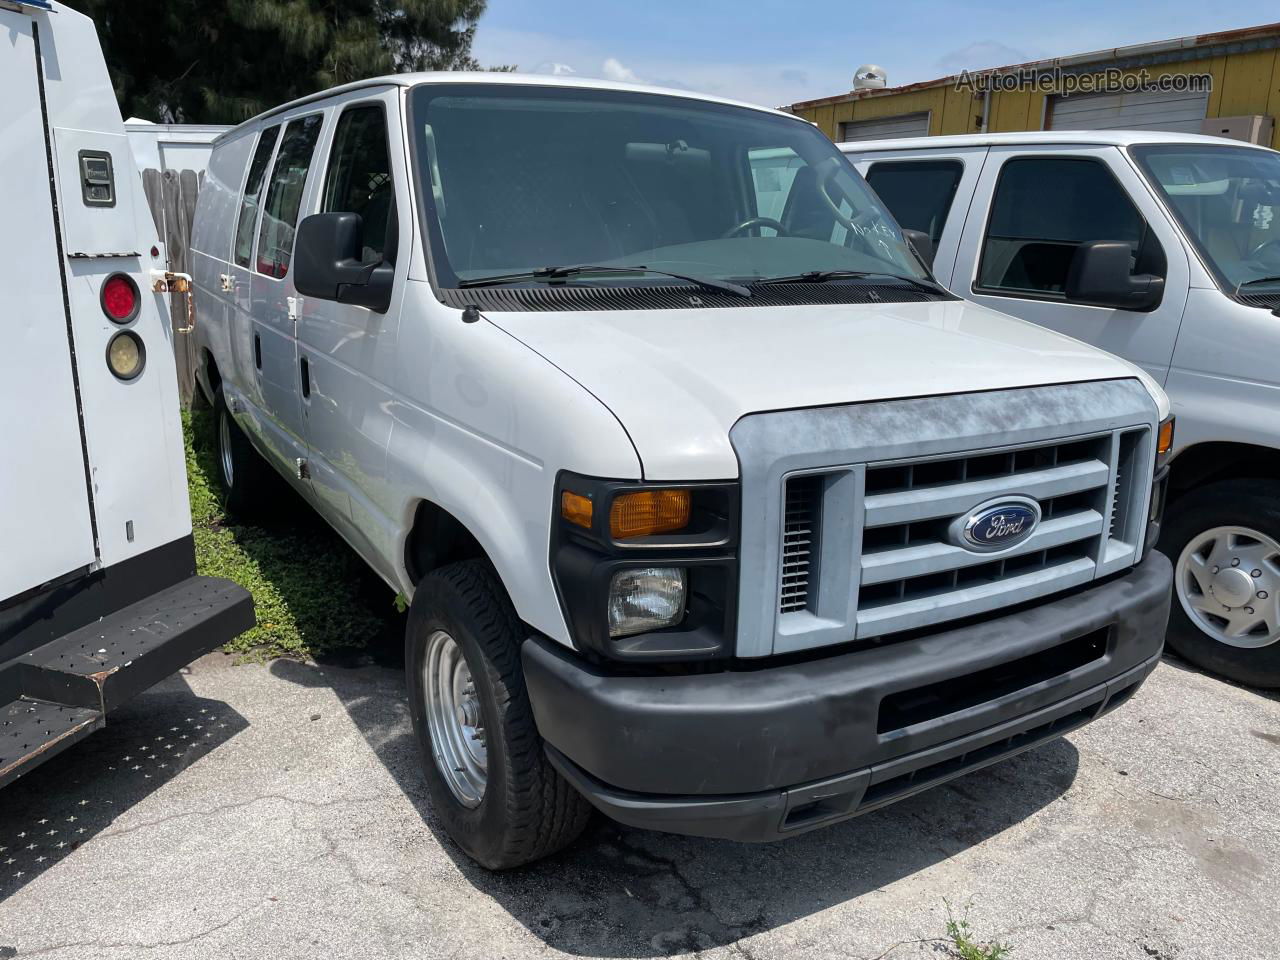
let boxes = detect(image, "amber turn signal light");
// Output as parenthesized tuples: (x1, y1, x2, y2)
(610, 489, 691, 539)
(1157, 417, 1175, 457)
(561, 491, 594, 529)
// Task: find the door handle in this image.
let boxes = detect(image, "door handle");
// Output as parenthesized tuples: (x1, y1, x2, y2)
(300, 356, 311, 399)
(254, 333, 262, 371)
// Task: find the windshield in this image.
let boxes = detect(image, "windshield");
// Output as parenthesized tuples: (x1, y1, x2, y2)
(1132, 143, 1280, 292)
(408, 83, 929, 290)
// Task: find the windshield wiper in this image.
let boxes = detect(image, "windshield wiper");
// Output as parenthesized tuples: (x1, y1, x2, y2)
(1237, 275, 1280, 292)
(757, 269, 950, 298)
(458, 263, 750, 297)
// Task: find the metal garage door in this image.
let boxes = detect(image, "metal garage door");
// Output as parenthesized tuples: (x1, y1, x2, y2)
(839, 111, 931, 142)
(1047, 88, 1208, 133)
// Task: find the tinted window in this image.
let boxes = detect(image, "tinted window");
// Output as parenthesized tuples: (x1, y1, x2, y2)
(408, 84, 930, 290)
(323, 105, 395, 264)
(256, 113, 323, 279)
(865, 160, 963, 247)
(233, 126, 280, 268)
(1132, 144, 1280, 293)
(978, 157, 1161, 297)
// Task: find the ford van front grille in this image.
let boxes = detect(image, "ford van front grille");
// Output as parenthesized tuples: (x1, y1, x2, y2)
(852, 434, 1133, 637)
(730, 380, 1159, 658)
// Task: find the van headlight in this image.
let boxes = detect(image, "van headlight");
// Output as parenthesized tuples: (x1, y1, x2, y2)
(552, 472, 739, 662)
(608, 567, 687, 638)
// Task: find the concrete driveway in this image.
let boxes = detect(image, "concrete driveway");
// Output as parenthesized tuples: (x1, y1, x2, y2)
(0, 652, 1276, 960)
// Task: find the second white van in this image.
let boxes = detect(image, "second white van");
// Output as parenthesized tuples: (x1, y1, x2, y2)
(842, 131, 1280, 689)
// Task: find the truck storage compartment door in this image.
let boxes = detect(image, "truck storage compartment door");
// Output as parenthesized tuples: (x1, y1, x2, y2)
(0, 11, 97, 599)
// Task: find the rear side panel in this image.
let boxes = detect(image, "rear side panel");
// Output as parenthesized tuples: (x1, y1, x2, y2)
(38, 3, 191, 568)
(0, 9, 96, 598)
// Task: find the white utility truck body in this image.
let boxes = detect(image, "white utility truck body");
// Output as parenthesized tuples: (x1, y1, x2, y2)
(842, 132, 1280, 687)
(0, 0, 252, 787)
(192, 74, 1174, 867)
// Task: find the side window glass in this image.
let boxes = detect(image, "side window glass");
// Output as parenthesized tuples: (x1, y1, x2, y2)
(322, 105, 395, 264)
(256, 113, 324, 279)
(978, 157, 1158, 297)
(748, 147, 804, 227)
(865, 160, 963, 247)
(233, 126, 280, 268)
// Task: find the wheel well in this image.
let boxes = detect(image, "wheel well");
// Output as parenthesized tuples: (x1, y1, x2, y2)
(204, 349, 222, 398)
(1168, 442, 1280, 501)
(404, 500, 487, 585)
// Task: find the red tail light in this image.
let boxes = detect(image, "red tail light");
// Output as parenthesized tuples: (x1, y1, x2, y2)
(102, 273, 139, 323)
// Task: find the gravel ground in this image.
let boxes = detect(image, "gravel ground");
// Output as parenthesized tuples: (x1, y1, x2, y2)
(0, 652, 1276, 960)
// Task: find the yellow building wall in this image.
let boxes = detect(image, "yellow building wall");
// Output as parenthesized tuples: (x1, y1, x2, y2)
(795, 46, 1280, 150)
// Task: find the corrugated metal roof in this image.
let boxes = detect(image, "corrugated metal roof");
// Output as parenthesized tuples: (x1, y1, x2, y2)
(788, 21, 1280, 112)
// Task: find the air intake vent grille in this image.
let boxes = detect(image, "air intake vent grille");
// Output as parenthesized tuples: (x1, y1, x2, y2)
(439, 280, 952, 312)
(780, 475, 824, 613)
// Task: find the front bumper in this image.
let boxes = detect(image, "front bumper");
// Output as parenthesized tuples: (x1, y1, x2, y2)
(523, 551, 1172, 841)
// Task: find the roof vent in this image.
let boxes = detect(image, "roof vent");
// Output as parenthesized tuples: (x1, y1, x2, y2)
(853, 64, 887, 90)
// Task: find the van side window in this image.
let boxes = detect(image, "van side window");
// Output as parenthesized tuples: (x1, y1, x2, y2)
(748, 147, 805, 227)
(256, 113, 324, 279)
(865, 160, 963, 248)
(978, 157, 1164, 299)
(322, 105, 394, 264)
(233, 126, 280, 269)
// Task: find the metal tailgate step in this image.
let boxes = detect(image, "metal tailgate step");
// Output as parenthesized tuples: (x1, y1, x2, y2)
(0, 576, 252, 787)
(33, 575, 254, 712)
(0, 698, 103, 789)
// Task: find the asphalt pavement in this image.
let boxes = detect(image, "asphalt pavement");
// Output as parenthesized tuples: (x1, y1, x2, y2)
(0, 651, 1276, 960)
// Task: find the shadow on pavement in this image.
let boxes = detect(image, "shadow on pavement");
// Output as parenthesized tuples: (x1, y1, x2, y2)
(0, 673, 247, 904)
(272, 655, 1080, 958)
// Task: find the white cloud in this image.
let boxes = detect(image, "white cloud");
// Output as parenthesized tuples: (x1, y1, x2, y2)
(468, 27, 833, 107)
(601, 57, 641, 84)
(935, 40, 1039, 75)
(533, 61, 577, 76)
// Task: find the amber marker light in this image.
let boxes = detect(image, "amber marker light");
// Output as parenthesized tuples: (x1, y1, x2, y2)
(561, 491, 594, 529)
(610, 489, 692, 539)
(1157, 417, 1175, 458)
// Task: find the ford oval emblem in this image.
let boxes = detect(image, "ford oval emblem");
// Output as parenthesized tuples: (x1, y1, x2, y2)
(952, 498, 1041, 553)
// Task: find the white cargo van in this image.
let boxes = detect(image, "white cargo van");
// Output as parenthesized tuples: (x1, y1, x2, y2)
(1, 1, 253, 787)
(841, 132, 1280, 689)
(192, 75, 1174, 868)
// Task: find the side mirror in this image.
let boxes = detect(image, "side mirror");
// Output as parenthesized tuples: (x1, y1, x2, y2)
(901, 228, 935, 271)
(293, 212, 394, 313)
(1065, 240, 1164, 311)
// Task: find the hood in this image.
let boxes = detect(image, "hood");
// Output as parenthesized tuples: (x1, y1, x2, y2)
(487, 298, 1164, 479)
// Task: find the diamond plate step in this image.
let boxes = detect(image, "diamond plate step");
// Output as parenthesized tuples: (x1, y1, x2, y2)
(0, 697, 103, 789)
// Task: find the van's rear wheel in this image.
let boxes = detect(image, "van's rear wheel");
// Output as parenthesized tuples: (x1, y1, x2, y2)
(406, 560, 591, 869)
(1160, 479, 1280, 688)
(212, 386, 271, 519)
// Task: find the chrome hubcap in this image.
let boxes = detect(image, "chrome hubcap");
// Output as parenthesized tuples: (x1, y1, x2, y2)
(218, 410, 235, 488)
(421, 630, 487, 807)
(1176, 525, 1280, 649)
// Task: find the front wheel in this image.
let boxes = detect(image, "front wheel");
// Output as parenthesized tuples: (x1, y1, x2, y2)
(406, 560, 591, 869)
(1160, 479, 1280, 688)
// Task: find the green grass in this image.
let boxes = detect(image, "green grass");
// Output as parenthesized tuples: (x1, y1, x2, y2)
(185, 403, 399, 660)
(944, 901, 1012, 960)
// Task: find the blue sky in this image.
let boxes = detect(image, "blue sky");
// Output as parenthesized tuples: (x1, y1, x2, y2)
(470, 1, 1271, 107)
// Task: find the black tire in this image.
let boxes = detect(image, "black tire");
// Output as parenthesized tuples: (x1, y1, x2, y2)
(406, 560, 591, 869)
(212, 385, 273, 519)
(1159, 478, 1280, 688)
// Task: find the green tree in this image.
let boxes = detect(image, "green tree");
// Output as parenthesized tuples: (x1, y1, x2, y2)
(63, 0, 503, 124)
